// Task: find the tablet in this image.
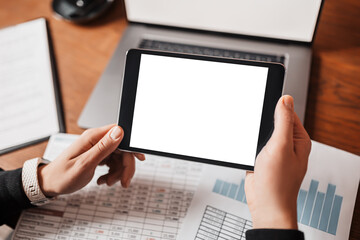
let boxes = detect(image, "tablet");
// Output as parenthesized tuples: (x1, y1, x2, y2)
(118, 49, 285, 170)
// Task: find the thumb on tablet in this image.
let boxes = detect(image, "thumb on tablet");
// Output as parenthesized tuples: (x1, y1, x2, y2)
(271, 95, 294, 147)
(85, 126, 124, 167)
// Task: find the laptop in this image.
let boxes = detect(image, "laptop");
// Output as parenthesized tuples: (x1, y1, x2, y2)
(78, 0, 324, 128)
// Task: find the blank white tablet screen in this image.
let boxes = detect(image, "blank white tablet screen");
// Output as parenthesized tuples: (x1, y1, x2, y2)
(130, 54, 268, 166)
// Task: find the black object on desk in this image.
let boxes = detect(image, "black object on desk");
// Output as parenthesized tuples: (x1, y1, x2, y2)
(52, 0, 114, 23)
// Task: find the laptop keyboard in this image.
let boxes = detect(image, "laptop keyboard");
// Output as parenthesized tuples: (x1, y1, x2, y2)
(138, 39, 285, 64)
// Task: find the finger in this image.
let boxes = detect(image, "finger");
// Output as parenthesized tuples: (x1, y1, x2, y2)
(97, 173, 120, 186)
(97, 153, 123, 185)
(293, 113, 310, 143)
(98, 155, 111, 166)
(120, 153, 136, 188)
(244, 171, 254, 194)
(134, 153, 146, 161)
(99, 150, 123, 166)
(97, 174, 108, 185)
(270, 95, 295, 148)
(105, 159, 125, 186)
(83, 126, 124, 167)
(245, 169, 255, 179)
(65, 124, 116, 159)
(293, 113, 312, 159)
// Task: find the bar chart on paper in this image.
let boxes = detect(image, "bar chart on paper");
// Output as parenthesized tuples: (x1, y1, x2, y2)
(212, 178, 343, 236)
(212, 179, 247, 204)
(297, 180, 342, 235)
(178, 142, 360, 240)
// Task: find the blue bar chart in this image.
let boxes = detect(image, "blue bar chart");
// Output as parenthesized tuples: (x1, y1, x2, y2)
(297, 180, 343, 235)
(212, 179, 343, 236)
(212, 179, 247, 204)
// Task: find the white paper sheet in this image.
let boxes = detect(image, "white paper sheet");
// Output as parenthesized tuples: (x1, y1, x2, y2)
(13, 134, 204, 240)
(0, 18, 60, 153)
(177, 141, 360, 240)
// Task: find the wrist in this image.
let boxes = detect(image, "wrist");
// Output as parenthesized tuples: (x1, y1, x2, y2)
(38, 164, 58, 198)
(252, 207, 298, 230)
(22, 158, 57, 206)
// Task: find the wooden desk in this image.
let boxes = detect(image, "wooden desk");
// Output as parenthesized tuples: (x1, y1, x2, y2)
(0, 0, 359, 239)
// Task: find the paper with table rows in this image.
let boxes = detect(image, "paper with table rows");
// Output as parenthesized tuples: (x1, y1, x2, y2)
(177, 141, 360, 240)
(12, 135, 360, 240)
(13, 133, 204, 240)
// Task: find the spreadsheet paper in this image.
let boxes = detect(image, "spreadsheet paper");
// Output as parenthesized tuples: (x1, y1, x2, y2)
(13, 134, 204, 240)
(177, 141, 360, 240)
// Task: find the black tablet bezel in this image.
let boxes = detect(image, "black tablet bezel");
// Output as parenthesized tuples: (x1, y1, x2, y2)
(118, 49, 285, 170)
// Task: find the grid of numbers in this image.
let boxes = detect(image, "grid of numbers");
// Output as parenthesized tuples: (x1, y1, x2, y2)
(14, 156, 203, 240)
(195, 206, 252, 240)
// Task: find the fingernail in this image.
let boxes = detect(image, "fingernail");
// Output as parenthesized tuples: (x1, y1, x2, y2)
(283, 95, 293, 111)
(110, 126, 122, 140)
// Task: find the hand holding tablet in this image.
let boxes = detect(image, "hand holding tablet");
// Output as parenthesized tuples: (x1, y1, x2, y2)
(118, 49, 285, 170)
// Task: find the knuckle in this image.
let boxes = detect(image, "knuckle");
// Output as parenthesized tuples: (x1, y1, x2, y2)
(82, 129, 99, 147)
(97, 140, 107, 153)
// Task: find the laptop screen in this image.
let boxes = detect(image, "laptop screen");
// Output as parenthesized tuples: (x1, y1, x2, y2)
(125, 0, 322, 43)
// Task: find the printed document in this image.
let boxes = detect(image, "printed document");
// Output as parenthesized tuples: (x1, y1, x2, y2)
(0, 18, 60, 154)
(12, 135, 360, 240)
(177, 141, 360, 240)
(13, 134, 204, 240)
